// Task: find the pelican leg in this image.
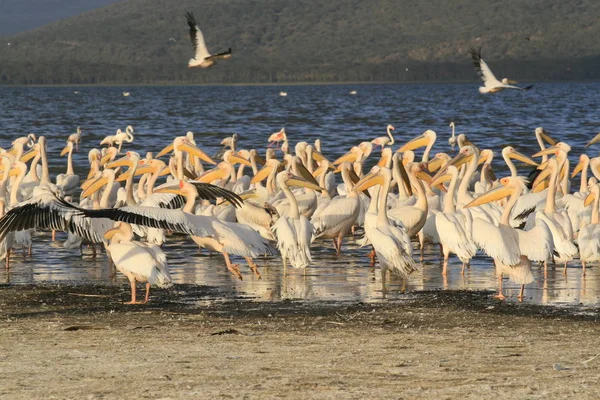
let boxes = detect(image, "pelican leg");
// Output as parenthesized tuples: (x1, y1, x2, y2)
(563, 262, 568, 276)
(244, 256, 262, 279)
(418, 231, 424, 263)
(368, 247, 376, 266)
(461, 262, 466, 275)
(517, 284, 525, 301)
(335, 235, 343, 255)
(28, 244, 32, 257)
(52, 230, 56, 242)
(442, 247, 449, 276)
(142, 282, 151, 304)
(91, 245, 97, 261)
(494, 273, 506, 300)
(5, 249, 10, 270)
(582, 261, 587, 277)
(223, 252, 243, 280)
(123, 279, 138, 304)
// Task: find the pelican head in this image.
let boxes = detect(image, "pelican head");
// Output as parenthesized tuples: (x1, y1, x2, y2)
(502, 146, 538, 166)
(275, 170, 322, 192)
(60, 141, 74, 157)
(397, 130, 436, 153)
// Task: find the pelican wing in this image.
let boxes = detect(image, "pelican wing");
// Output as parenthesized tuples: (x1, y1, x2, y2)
(471, 219, 521, 266)
(206, 48, 232, 61)
(190, 182, 244, 207)
(469, 47, 502, 88)
(0, 192, 105, 244)
(517, 220, 553, 262)
(79, 206, 215, 238)
(186, 11, 210, 60)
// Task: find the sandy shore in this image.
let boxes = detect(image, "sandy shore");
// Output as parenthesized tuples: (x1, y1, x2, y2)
(1, 283, 600, 399)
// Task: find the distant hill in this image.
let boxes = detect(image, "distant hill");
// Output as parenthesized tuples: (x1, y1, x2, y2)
(1, 0, 600, 84)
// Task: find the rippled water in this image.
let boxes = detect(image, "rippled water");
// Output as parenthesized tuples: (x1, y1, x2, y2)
(0, 83, 599, 306)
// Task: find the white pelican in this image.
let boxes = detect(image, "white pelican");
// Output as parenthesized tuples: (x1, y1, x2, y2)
(397, 129, 436, 163)
(114, 126, 134, 154)
(268, 128, 287, 149)
(56, 141, 80, 196)
(448, 122, 457, 151)
(349, 91, 357, 95)
(371, 125, 395, 150)
(432, 166, 477, 275)
(155, 180, 275, 279)
(585, 132, 600, 148)
(580, 184, 600, 275)
(465, 176, 551, 300)
(67, 127, 82, 151)
(104, 222, 172, 304)
(186, 11, 232, 68)
(311, 162, 360, 255)
(279, 92, 288, 97)
(268, 170, 321, 269)
(122, 92, 131, 97)
(470, 47, 533, 93)
(354, 166, 416, 282)
(534, 127, 557, 163)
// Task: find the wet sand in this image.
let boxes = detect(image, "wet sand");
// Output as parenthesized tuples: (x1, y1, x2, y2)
(2, 284, 600, 399)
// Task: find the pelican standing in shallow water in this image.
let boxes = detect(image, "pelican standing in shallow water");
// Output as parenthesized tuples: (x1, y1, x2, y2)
(104, 222, 173, 304)
(68, 126, 82, 151)
(448, 122, 457, 152)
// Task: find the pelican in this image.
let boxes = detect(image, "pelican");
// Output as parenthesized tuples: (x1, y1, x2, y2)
(268, 171, 321, 269)
(448, 122, 457, 151)
(355, 166, 416, 282)
(465, 177, 551, 300)
(279, 92, 288, 97)
(268, 128, 287, 149)
(585, 132, 600, 148)
(104, 222, 172, 304)
(114, 126, 134, 154)
(56, 141, 80, 196)
(470, 47, 533, 93)
(67, 127, 82, 151)
(186, 11, 232, 68)
(371, 125, 395, 150)
(397, 130, 436, 162)
(122, 92, 131, 97)
(580, 184, 600, 275)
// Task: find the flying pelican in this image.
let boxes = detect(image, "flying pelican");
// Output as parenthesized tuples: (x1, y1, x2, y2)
(371, 125, 395, 150)
(67, 127, 82, 151)
(104, 222, 172, 304)
(469, 47, 533, 93)
(354, 166, 416, 285)
(186, 11, 232, 68)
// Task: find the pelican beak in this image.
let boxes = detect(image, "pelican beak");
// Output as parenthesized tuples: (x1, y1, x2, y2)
(156, 143, 174, 158)
(294, 162, 321, 187)
(159, 166, 171, 176)
(312, 163, 333, 178)
(449, 151, 473, 169)
(155, 181, 185, 195)
(104, 226, 120, 240)
(179, 142, 216, 165)
(8, 166, 21, 177)
(229, 151, 252, 167)
(397, 134, 429, 153)
(571, 159, 585, 178)
(60, 145, 70, 156)
(81, 177, 108, 199)
(465, 186, 512, 208)
(254, 154, 266, 166)
(196, 166, 227, 183)
(7, 147, 17, 156)
(586, 132, 600, 148)
(531, 179, 548, 193)
(377, 154, 390, 168)
(311, 149, 326, 163)
(134, 164, 155, 176)
(430, 173, 452, 189)
(239, 192, 259, 200)
(287, 174, 322, 192)
(100, 153, 114, 166)
(532, 167, 552, 188)
(20, 148, 38, 163)
(415, 170, 433, 185)
(532, 146, 559, 158)
(509, 150, 539, 167)
(354, 171, 384, 192)
(332, 149, 357, 165)
(539, 130, 558, 146)
(427, 157, 444, 172)
(107, 155, 132, 169)
(116, 170, 133, 182)
(584, 192, 596, 207)
(251, 164, 273, 184)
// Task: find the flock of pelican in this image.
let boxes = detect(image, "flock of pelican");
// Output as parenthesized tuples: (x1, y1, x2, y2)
(0, 123, 599, 303)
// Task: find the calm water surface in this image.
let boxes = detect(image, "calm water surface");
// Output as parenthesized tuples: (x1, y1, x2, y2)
(0, 83, 599, 307)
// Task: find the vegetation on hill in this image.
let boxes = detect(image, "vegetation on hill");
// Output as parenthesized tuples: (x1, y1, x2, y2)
(1, 0, 600, 84)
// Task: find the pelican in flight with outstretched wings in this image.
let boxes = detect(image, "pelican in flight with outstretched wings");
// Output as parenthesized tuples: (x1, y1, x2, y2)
(186, 11, 232, 68)
(469, 47, 532, 94)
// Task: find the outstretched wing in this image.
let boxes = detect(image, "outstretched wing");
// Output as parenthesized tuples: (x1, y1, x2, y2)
(185, 11, 210, 59)
(469, 47, 502, 88)
(190, 182, 244, 208)
(206, 48, 232, 61)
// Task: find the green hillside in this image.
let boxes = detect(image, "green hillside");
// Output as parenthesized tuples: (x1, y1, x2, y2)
(1, 0, 600, 84)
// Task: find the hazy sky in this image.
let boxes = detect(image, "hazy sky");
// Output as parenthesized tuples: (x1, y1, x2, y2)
(0, 0, 120, 36)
